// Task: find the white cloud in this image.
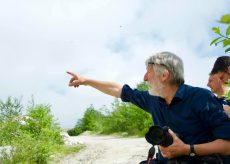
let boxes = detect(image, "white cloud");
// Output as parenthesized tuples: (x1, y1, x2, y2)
(0, 0, 229, 128)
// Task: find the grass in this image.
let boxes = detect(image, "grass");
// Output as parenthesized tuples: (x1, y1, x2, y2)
(49, 144, 85, 163)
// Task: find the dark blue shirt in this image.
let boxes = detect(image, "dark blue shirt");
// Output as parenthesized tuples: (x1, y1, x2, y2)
(218, 97, 230, 106)
(121, 84, 230, 163)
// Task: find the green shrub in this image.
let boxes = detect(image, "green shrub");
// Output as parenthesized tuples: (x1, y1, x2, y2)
(0, 97, 64, 163)
(8, 133, 53, 164)
(67, 127, 83, 136)
(24, 104, 63, 144)
(102, 99, 152, 136)
(68, 105, 105, 136)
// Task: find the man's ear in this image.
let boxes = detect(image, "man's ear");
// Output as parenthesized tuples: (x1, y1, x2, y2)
(219, 72, 225, 82)
(160, 70, 170, 82)
(219, 72, 229, 83)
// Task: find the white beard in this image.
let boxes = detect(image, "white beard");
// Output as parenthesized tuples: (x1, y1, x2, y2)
(147, 80, 164, 97)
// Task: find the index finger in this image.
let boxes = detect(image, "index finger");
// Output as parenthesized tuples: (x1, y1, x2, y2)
(66, 71, 76, 77)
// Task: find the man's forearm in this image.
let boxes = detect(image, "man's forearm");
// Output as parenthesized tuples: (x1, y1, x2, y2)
(85, 78, 122, 98)
(195, 139, 230, 156)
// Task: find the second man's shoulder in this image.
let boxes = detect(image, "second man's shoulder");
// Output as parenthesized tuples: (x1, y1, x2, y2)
(183, 84, 214, 98)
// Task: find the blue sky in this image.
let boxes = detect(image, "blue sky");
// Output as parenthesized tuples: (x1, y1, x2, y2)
(0, 0, 229, 128)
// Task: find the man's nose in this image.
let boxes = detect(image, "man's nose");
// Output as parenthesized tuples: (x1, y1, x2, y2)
(207, 82, 210, 87)
(207, 79, 211, 88)
(144, 72, 148, 81)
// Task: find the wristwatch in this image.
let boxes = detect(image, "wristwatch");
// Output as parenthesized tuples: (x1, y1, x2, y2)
(189, 145, 196, 157)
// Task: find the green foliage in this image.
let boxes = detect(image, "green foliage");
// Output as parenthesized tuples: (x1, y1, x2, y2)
(102, 99, 152, 136)
(0, 119, 22, 145)
(219, 14, 230, 24)
(0, 98, 24, 145)
(68, 105, 105, 136)
(211, 14, 230, 53)
(136, 81, 149, 91)
(24, 104, 63, 144)
(104, 81, 152, 136)
(81, 105, 104, 132)
(0, 97, 64, 163)
(67, 124, 83, 136)
(55, 144, 84, 155)
(9, 133, 53, 164)
(0, 97, 23, 121)
(49, 144, 84, 164)
(225, 92, 230, 101)
(70, 81, 153, 137)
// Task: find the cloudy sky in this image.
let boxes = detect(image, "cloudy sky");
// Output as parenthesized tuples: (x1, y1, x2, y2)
(0, 0, 229, 128)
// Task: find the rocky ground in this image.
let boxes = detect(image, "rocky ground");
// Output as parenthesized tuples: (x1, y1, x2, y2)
(56, 132, 156, 164)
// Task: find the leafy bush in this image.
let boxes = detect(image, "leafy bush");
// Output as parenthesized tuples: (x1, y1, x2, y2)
(68, 105, 105, 136)
(102, 99, 152, 136)
(0, 97, 24, 145)
(67, 119, 84, 136)
(0, 97, 64, 163)
(23, 104, 63, 144)
(9, 133, 53, 163)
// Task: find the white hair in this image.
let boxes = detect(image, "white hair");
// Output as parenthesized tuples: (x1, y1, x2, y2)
(145, 51, 184, 86)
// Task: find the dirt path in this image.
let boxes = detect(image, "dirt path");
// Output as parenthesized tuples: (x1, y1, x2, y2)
(57, 133, 154, 164)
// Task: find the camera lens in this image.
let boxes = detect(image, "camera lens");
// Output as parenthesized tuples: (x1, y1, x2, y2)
(145, 125, 173, 147)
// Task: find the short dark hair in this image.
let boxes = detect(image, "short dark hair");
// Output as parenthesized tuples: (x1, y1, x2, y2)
(210, 56, 230, 75)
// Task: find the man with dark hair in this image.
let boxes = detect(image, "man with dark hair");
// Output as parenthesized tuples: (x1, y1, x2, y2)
(210, 56, 230, 76)
(67, 52, 230, 163)
(207, 56, 230, 116)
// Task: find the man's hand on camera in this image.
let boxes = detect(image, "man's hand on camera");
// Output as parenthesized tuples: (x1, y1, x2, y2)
(159, 129, 190, 159)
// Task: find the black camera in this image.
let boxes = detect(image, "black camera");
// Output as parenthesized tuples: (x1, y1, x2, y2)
(143, 126, 227, 164)
(145, 125, 173, 147)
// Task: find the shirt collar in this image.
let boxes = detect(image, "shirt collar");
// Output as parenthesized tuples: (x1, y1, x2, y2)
(158, 84, 185, 105)
(174, 84, 185, 100)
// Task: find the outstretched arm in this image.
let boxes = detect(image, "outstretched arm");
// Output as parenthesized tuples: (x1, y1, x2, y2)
(67, 71, 122, 98)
